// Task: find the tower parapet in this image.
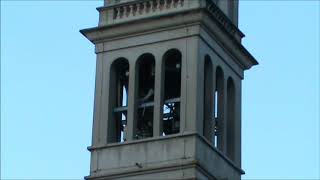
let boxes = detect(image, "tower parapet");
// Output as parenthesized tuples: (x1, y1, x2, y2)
(104, 0, 239, 26)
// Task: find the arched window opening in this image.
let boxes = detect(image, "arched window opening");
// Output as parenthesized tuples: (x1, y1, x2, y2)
(214, 91, 218, 119)
(110, 58, 129, 143)
(203, 55, 213, 142)
(214, 90, 218, 147)
(135, 53, 155, 139)
(215, 66, 224, 149)
(227, 77, 236, 161)
(162, 49, 182, 136)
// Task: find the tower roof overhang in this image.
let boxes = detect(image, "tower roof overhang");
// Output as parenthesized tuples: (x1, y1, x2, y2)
(80, 1, 258, 71)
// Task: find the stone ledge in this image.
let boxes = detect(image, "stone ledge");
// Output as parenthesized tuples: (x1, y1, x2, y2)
(195, 133, 245, 175)
(87, 131, 197, 151)
(86, 160, 198, 180)
(85, 160, 217, 180)
(86, 132, 244, 179)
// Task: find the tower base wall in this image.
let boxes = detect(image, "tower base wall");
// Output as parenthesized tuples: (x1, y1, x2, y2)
(85, 133, 243, 180)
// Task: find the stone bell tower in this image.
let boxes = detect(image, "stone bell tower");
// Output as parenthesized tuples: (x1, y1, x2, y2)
(81, 0, 258, 179)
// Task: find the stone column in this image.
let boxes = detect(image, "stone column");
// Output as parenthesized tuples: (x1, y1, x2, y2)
(92, 53, 103, 146)
(183, 37, 199, 133)
(222, 76, 228, 154)
(203, 57, 214, 142)
(234, 79, 242, 166)
(100, 53, 112, 144)
(217, 71, 227, 153)
(127, 57, 138, 141)
(153, 52, 164, 137)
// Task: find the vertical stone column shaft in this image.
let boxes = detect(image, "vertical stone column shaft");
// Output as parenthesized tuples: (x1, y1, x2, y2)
(234, 80, 242, 166)
(92, 53, 103, 146)
(127, 58, 138, 141)
(153, 53, 164, 136)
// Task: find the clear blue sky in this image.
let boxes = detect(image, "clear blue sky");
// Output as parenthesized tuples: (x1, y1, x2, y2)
(1, 1, 319, 179)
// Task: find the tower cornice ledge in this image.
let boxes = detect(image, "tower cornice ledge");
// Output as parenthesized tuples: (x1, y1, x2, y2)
(81, 8, 257, 70)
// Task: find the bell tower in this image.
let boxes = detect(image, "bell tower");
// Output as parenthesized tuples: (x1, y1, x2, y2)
(81, 0, 258, 179)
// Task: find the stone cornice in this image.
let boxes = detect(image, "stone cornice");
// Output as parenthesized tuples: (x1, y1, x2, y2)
(204, 0, 244, 41)
(80, 9, 258, 70)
